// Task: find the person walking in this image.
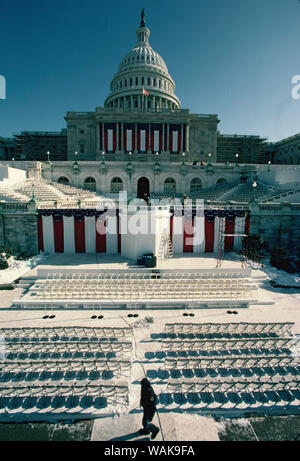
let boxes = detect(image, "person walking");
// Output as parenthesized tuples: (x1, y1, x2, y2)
(139, 378, 160, 439)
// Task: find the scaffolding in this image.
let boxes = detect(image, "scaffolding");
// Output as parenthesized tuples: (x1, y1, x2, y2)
(158, 234, 174, 260)
(216, 215, 248, 268)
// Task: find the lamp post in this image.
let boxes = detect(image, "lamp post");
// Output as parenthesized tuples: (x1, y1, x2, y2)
(208, 152, 213, 167)
(100, 151, 106, 176)
(47, 151, 50, 163)
(235, 153, 239, 166)
(252, 181, 258, 201)
(268, 160, 271, 172)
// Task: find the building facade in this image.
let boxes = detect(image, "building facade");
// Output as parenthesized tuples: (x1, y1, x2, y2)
(264, 133, 300, 165)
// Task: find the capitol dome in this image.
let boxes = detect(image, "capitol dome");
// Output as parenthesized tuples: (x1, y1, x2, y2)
(104, 11, 181, 111)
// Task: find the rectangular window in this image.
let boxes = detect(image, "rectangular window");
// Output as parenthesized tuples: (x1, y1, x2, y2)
(136, 77, 138, 86)
(80, 144, 85, 154)
(147, 77, 150, 85)
(153, 79, 156, 87)
(130, 78, 132, 86)
(142, 77, 144, 85)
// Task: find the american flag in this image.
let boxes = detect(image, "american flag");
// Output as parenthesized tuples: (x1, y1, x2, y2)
(142, 87, 149, 97)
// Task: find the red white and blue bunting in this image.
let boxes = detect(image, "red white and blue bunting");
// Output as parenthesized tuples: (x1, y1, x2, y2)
(38, 209, 250, 255)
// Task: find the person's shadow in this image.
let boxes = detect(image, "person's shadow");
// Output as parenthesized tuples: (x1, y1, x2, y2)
(109, 431, 150, 442)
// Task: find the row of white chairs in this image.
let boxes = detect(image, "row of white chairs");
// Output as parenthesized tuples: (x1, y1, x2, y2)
(0, 327, 133, 340)
(164, 356, 300, 370)
(38, 290, 252, 301)
(161, 338, 296, 351)
(164, 322, 294, 336)
(39, 278, 253, 287)
(0, 370, 131, 389)
(0, 383, 129, 402)
(166, 378, 300, 394)
(43, 271, 250, 281)
(0, 360, 132, 374)
(6, 341, 133, 354)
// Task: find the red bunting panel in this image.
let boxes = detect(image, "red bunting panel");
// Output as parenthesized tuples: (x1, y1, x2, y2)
(53, 218, 64, 253)
(96, 216, 107, 253)
(74, 218, 86, 253)
(205, 218, 214, 253)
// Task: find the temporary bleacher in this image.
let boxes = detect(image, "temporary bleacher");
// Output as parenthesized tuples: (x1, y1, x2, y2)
(49, 180, 97, 200)
(0, 327, 133, 417)
(189, 183, 236, 201)
(16, 268, 258, 309)
(0, 177, 97, 205)
(14, 179, 66, 202)
(222, 183, 278, 203)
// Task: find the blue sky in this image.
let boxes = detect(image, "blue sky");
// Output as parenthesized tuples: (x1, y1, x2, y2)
(0, 0, 299, 141)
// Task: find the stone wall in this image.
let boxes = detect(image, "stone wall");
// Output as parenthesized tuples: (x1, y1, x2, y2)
(0, 202, 38, 255)
(250, 203, 300, 252)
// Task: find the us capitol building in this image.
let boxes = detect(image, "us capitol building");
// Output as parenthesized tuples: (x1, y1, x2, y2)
(44, 11, 238, 199)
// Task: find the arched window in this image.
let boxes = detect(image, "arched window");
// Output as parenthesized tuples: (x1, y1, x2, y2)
(58, 177, 70, 186)
(84, 177, 96, 191)
(111, 177, 123, 194)
(164, 177, 176, 194)
(190, 178, 202, 193)
(217, 178, 228, 185)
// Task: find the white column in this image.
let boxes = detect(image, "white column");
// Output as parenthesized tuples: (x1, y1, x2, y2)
(106, 215, 118, 255)
(193, 216, 205, 253)
(42, 215, 55, 254)
(63, 216, 75, 254)
(85, 216, 96, 253)
(172, 215, 184, 254)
